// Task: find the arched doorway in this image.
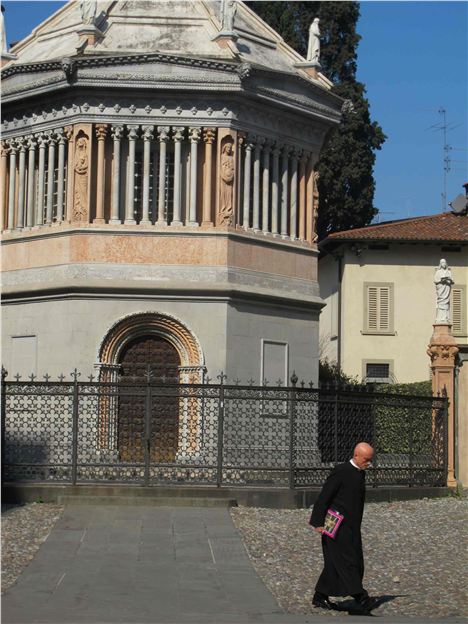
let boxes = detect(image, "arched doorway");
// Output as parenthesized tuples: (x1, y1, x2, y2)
(118, 335, 180, 462)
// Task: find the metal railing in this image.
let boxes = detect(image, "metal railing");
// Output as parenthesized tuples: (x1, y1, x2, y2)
(1, 369, 448, 488)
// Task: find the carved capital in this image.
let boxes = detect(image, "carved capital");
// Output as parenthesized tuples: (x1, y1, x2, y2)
(36, 133, 48, 149)
(172, 127, 185, 142)
(189, 127, 201, 143)
(254, 136, 265, 153)
(55, 128, 66, 145)
(157, 126, 170, 142)
(142, 125, 155, 141)
(95, 124, 108, 141)
(7, 138, 18, 154)
(427, 343, 459, 365)
(26, 135, 37, 151)
(127, 125, 139, 141)
(64, 126, 74, 142)
(111, 125, 124, 141)
(16, 136, 27, 152)
(281, 145, 292, 158)
(262, 138, 273, 153)
(203, 128, 216, 144)
(1, 142, 9, 158)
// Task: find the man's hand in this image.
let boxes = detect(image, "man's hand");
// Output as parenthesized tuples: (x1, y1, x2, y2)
(314, 526, 324, 534)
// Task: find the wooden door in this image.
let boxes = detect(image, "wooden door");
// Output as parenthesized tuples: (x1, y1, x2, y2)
(118, 336, 180, 462)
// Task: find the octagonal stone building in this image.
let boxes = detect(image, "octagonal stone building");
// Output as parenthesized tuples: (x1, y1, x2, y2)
(1, 0, 342, 386)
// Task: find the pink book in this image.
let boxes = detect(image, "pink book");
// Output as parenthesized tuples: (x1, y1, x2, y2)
(322, 508, 344, 539)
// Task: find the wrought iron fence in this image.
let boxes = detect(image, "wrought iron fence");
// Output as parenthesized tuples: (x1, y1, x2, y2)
(1, 369, 448, 488)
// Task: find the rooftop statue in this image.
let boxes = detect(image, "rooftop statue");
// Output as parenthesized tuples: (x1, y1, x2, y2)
(307, 17, 320, 63)
(1, 4, 7, 54)
(80, 0, 97, 26)
(434, 258, 454, 324)
(221, 0, 237, 34)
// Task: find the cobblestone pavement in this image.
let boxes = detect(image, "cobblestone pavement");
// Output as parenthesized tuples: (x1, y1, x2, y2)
(230, 497, 468, 619)
(2, 498, 466, 622)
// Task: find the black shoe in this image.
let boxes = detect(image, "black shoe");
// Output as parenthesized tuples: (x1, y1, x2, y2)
(312, 593, 336, 610)
(355, 595, 379, 613)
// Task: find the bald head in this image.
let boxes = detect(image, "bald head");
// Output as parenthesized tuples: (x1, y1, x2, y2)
(353, 442, 374, 470)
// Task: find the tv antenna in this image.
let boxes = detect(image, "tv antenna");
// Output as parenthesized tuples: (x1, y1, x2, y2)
(426, 108, 461, 212)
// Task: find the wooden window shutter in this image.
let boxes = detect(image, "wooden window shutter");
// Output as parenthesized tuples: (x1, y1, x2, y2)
(451, 287, 464, 334)
(368, 287, 378, 331)
(366, 285, 392, 332)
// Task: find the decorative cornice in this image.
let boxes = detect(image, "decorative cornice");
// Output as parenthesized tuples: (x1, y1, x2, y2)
(1, 52, 239, 80)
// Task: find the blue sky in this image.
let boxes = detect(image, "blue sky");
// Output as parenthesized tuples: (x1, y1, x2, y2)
(2, 0, 467, 222)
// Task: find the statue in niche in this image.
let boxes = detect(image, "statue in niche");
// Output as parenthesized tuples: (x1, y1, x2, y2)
(434, 259, 454, 323)
(221, 0, 237, 33)
(307, 17, 321, 63)
(73, 134, 89, 220)
(219, 141, 235, 225)
(80, 0, 97, 25)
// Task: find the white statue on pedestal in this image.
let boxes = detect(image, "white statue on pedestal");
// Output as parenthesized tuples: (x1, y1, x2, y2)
(221, 0, 237, 33)
(307, 17, 320, 63)
(434, 259, 454, 323)
(80, 0, 97, 26)
(1, 5, 8, 55)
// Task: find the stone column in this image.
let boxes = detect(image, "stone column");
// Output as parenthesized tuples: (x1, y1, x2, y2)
(202, 128, 216, 226)
(7, 139, 17, 232)
(262, 140, 271, 234)
(0, 143, 9, 232)
(171, 127, 184, 226)
(427, 324, 459, 487)
(64, 127, 74, 223)
(280, 146, 290, 237)
(252, 137, 263, 231)
(188, 127, 201, 226)
(25, 137, 36, 229)
(156, 126, 169, 225)
(45, 131, 56, 225)
(289, 149, 298, 240)
(271, 144, 280, 236)
(141, 125, 154, 225)
(16, 137, 27, 230)
(305, 157, 314, 243)
(298, 152, 307, 240)
(124, 125, 138, 225)
(110, 125, 123, 224)
(56, 129, 66, 224)
(94, 123, 108, 224)
(35, 133, 47, 226)
(242, 138, 253, 229)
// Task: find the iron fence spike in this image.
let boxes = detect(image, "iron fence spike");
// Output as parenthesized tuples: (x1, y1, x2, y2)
(300, 380, 305, 388)
(43, 374, 51, 382)
(1, 366, 8, 380)
(276, 378, 283, 387)
(290, 371, 298, 387)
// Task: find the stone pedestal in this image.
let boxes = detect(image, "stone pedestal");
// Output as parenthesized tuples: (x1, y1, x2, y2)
(294, 61, 321, 79)
(427, 323, 459, 487)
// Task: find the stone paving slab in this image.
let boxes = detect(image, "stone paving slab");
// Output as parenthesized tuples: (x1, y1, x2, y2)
(1, 504, 464, 624)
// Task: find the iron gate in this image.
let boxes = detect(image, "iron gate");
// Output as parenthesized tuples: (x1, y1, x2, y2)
(1, 370, 448, 488)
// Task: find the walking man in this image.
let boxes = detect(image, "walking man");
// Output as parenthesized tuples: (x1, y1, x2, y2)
(310, 442, 376, 613)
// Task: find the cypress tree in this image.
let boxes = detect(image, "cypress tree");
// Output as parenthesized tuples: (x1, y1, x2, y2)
(246, 1, 386, 239)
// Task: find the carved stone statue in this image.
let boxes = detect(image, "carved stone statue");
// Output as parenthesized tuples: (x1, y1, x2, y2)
(73, 134, 89, 220)
(312, 170, 319, 239)
(1, 4, 8, 55)
(219, 141, 235, 225)
(221, 0, 237, 33)
(80, 0, 97, 26)
(434, 259, 454, 323)
(307, 18, 320, 63)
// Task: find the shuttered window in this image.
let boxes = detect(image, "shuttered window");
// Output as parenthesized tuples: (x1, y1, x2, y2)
(451, 286, 466, 335)
(364, 283, 394, 333)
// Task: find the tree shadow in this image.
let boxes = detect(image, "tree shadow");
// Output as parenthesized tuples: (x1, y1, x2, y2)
(333, 594, 406, 616)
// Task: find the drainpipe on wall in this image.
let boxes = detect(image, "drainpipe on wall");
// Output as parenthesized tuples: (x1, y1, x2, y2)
(337, 254, 343, 370)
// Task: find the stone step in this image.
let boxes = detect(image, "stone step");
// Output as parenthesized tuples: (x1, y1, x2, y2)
(57, 495, 238, 507)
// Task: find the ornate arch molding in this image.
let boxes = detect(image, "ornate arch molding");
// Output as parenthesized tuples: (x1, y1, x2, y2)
(97, 312, 205, 380)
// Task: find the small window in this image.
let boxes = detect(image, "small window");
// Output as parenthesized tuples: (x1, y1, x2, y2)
(451, 286, 466, 335)
(364, 283, 394, 333)
(363, 360, 393, 384)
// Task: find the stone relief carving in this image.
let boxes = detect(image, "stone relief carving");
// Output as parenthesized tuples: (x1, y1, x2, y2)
(218, 138, 235, 226)
(73, 131, 89, 221)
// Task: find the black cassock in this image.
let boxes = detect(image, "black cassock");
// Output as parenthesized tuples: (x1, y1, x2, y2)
(310, 461, 366, 597)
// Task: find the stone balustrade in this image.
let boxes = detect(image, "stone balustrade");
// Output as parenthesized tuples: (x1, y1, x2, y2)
(0, 124, 319, 242)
